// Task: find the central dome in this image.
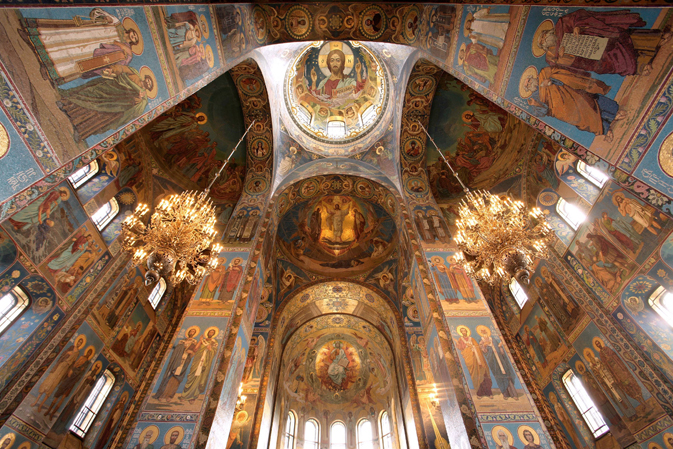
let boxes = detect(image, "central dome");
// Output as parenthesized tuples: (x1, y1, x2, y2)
(284, 41, 388, 145)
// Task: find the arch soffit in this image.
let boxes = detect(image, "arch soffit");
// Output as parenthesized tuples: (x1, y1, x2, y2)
(273, 280, 403, 348)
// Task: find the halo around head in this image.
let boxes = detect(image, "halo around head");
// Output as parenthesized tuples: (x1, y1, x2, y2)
(458, 43, 466, 65)
(199, 14, 210, 39)
(532, 20, 554, 58)
(139, 425, 160, 445)
(205, 326, 219, 338)
(0, 433, 16, 449)
(58, 186, 71, 201)
(74, 334, 87, 349)
(592, 337, 605, 352)
(456, 325, 471, 337)
(186, 325, 201, 336)
(463, 13, 474, 38)
(491, 426, 513, 446)
(139, 66, 158, 99)
(122, 17, 145, 55)
(663, 432, 673, 449)
(517, 425, 540, 445)
(476, 325, 491, 337)
(519, 66, 539, 99)
(165, 426, 185, 445)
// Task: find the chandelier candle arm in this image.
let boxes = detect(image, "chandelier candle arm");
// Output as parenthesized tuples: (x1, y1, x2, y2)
(415, 122, 553, 286)
(121, 120, 257, 287)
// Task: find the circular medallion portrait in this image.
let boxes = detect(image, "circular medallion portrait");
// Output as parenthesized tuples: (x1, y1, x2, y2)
(285, 41, 388, 145)
(305, 335, 369, 403)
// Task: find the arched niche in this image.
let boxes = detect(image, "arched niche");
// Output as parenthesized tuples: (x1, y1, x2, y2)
(252, 281, 416, 449)
(274, 314, 405, 449)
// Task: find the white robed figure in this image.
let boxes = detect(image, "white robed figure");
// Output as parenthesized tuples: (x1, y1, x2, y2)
(20, 8, 141, 85)
(465, 8, 510, 49)
(327, 202, 351, 242)
(327, 342, 349, 386)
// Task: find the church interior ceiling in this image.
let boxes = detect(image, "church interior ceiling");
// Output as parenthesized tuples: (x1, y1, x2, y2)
(3, 2, 673, 449)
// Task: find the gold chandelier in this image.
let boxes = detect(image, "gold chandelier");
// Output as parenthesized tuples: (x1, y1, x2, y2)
(420, 123, 552, 285)
(121, 121, 255, 286)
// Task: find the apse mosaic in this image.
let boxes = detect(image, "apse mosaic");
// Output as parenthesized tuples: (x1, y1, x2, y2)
(284, 41, 388, 146)
(281, 315, 395, 411)
(276, 176, 397, 278)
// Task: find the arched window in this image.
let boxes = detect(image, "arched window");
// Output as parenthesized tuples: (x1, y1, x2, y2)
(91, 197, 119, 230)
(0, 286, 30, 335)
(326, 120, 346, 139)
(304, 419, 320, 449)
(284, 411, 297, 449)
(297, 105, 312, 125)
(379, 412, 393, 449)
(562, 369, 608, 438)
(509, 278, 529, 308)
(70, 369, 115, 438)
(357, 419, 373, 449)
(576, 161, 608, 188)
(148, 278, 166, 310)
(648, 286, 673, 327)
(361, 104, 377, 125)
(330, 421, 346, 449)
(69, 161, 99, 189)
(556, 198, 585, 230)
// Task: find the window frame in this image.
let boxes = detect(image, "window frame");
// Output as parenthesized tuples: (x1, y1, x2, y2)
(70, 369, 115, 438)
(361, 104, 377, 126)
(379, 411, 393, 449)
(91, 197, 120, 231)
(326, 120, 347, 139)
(576, 161, 608, 188)
(283, 410, 297, 449)
(556, 198, 585, 230)
(304, 418, 320, 449)
(297, 105, 312, 125)
(0, 286, 31, 336)
(562, 369, 609, 438)
(148, 278, 167, 310)
(509, 278, 529, 309)
(648, 285, 673, 327)
(68, 160, 100, 189)
(357, 418, 374, 449)
(330, 421, 347, 449)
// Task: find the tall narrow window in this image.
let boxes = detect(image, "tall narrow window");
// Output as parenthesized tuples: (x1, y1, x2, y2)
(284, 411, 297, 449)
(91, 198, 119, 230)
(70, 370, 115, 438)
(509, 278, 529, 308)
(562, 369, 608, 438)
(576, 161, 609, 188)
(148, 278, 166, 310)
(326, 120, 346, 139)
(330, 421, 346, 449)
(0, 286, 30, 335)
(357, 419, 373, 449)
(379, 412, 393, 449)
(361, 104, 377, 125)
(297, 105, 312, 125)
(556, 198, 585, 230)
(648, 286, 673, 327)
(304, 419, 320, 449)
(69, 161, 99, 189)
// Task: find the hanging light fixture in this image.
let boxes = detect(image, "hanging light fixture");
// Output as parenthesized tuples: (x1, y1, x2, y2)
(121, 121, 255, 286)
(419, 122, 553, 285)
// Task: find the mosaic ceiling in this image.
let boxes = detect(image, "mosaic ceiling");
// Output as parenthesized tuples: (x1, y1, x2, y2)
(284, 41, 389, 146)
